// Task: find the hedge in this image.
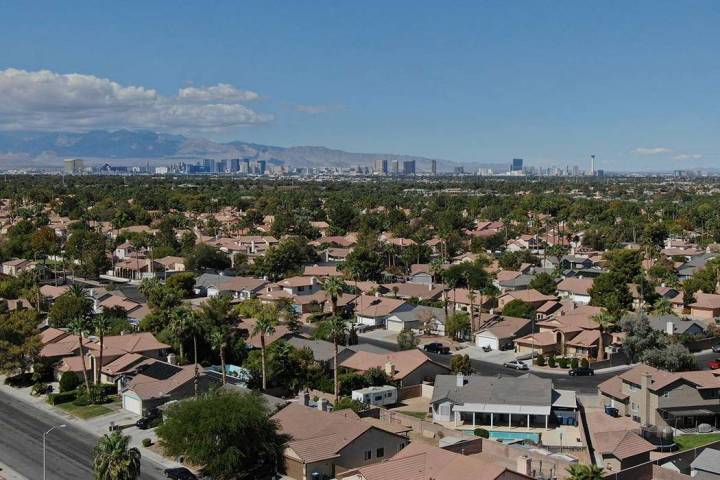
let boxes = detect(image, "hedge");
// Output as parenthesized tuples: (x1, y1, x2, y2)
(48, 390, 78, 405)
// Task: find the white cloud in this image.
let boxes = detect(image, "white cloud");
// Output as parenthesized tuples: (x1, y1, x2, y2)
(0, 68, 271, 132)
(673, 153, 703, 161)
(294, 103, 343, 115)
(632, 147, 672, 155)
(178, 83, 259, 103)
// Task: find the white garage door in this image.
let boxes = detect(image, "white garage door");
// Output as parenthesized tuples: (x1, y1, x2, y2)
(475, 334, 498, 350)
(386, 319, 404, 333)
(123, 394, 143, 415)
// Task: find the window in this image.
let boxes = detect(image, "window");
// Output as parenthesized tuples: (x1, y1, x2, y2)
(298, 286, 305, 292)
(376, 448, 385, 458)
(374, 395, 383, 402)
(628, 384, 638, 392)
(363, 450, 372, 461)
(662, 391, 670, 398)
(631, 402, 639, 412)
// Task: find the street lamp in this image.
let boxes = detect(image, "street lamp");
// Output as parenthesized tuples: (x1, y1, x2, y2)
(43, 424, 66, 480)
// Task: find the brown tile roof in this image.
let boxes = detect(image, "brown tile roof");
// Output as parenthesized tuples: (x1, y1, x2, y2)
(303, 265, 340, 277)
(241, 318, 291, 349)
(598, 375, 629, 401)
(500, 289, 556, 304)
(125, 363, 196, 400)
(355, 295, 407, 317)
(477, 315, 531, 339)
(101, 353, 147, 375)
(515, 331, 558, 347)
(96, 332, 170, 354)
(381, 283, 444, 300)
(593, 430, 655, 459)
(340, 349, 447, 380)
(690, 292, 720, 310)
(557, 278, 594, 295)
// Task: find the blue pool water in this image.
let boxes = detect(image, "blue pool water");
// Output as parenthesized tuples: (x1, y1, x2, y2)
(488, 431, 540, 443)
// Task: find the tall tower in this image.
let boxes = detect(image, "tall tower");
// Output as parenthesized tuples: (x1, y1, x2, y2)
(590, 155, 595, 176)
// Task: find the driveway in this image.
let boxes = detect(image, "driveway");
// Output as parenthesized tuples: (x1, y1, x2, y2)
(456, 345, 520, 365)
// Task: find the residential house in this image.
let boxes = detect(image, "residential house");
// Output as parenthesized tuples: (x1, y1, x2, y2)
(207, 276, 268, 300)
(556, 278, 594, 304)
(583, 411, 655, 472)
(1, 258, 35, 277)
(474, 315, 533, 350)
(340, 349, 449, 387)
(303, 264, 340, 278)
(497, 289, 557, 311)
(275, 276, 321, 296)
(407, 263, 434, 286)
(690, 448, 720, 480)
(689, 292, 720, 320)
(597, 364, 720, 430)
(431, 374, 577, 430)
(380, 282, 444, 302)
(339, 441, 533, 480)
(386, 305, 447, 335)
(354, 295, 413, 327)
(272, 402, 410, 480)
(286, 337, 355, 368)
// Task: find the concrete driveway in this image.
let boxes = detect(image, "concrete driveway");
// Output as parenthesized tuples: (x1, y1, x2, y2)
(456, 345, 519, 365)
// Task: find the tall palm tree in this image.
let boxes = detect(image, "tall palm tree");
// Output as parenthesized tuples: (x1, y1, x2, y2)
(198, 294, 238, 328)
(66, 283, 93, 319)
(210, 326, 230, 385)
(93, 313, 113, 385)
(653, 297, 673, 316)
(68, 316, 92, 396)
(566, 464, 604, 480)
(169, 307, 204, 397)
(326, 315, 349, 404)
(322, 277, 346, 315)
(592, 311, 616, 362)
(430, 259, 447, 316)
(252, 305, 278, 391)
(92, 430, 141, 480)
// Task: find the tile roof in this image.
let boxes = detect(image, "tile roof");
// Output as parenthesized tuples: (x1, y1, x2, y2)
(340, 349, 446, 380)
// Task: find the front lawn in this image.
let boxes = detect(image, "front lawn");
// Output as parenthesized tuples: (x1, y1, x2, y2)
(56, 402, 113, 419)
(675, 433, 720, 451)
(400, 411, 429, 420)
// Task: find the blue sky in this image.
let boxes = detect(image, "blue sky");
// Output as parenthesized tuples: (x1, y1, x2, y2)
(1, 1, 719, 170)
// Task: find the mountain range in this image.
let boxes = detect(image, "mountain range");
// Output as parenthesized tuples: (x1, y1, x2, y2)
(0, 130, 504, 172)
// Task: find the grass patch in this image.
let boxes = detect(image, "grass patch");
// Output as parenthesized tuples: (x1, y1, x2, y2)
(675, 433, 720, 451)
(56, 402, 113, 419)
(400, 411, 429, 420)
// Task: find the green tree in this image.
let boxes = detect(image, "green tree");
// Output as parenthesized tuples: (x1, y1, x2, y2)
(48, 284, 94, 328)
(450, 354, 473, 375)
(169, 307, 205, 397)
(397, 330, 419, 351)
(325, 315, 349, 403)
(652, 297, 673, 316)
(446, 312, 470, 341)
(165, 272, 196, 297)
(210, 326, 231, 385)
(334, 396, 365, 412)
(502, 299, 536, 319)
(68, 315, 92, 397)
(93, 313, 113, 389)
(157, 391, 288, 479)
(0, 310, 41, 375)
(589, 271, 632, 319)
(566, 464, 605, 480)
(185, 244, 231, 271)
(642, 342, 696, 372)
(322, 277, 346, 315)
(591, 311, 616, 362)
(529, 272, 557, 295)
(252, 305, 279, 391)
(92, 431, 141, 480)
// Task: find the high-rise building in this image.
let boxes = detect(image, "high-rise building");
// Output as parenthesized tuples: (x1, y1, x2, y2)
(374, 159, 388, 174)
(402, 160, 416, 175)
(431, 159, 437, 175)
(257, 160, 267, 175)
(391, 160, 400, 175)
(202, 158, 215, 173)
(216, 159, 227, 173)
(512, 158, 523, 171)
(230, 158, 240, 172)
(64, 158, 84, 175)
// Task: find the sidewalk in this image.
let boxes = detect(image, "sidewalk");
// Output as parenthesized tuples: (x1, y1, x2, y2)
(0, 461, 28, 480)
(0, 377, 183, 472)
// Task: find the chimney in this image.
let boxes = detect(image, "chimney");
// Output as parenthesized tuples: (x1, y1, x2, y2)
(302, 391, 310, 407)
(166, 353, 177, 365)
(384, 361, 395, 377)
(516, 456, 532, 476)
(666, 321, 675, 336)
(456, 373, 465, 387)
(640, 372, 652, 426)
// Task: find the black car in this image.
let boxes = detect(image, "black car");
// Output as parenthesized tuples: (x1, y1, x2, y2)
(136, 409, 162, 430)
(423, 343, 450, 354)
(712, 344, 720, 353)
(164, 468, 197, 480)
(568, 367, 595, 376)
(499, 341, 515, 351)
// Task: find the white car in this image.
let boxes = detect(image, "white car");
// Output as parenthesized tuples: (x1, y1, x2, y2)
(503, 360, 529, 370)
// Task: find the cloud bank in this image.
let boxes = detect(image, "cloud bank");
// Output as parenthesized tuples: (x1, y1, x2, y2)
(0, 68, 272, 132)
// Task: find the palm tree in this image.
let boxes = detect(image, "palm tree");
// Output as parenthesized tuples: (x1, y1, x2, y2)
(322, 277, 346, 315)
(68, 316, 92, 396)
(252, 305, 278, 391)
(566, 464, 604, 480)
(430, 259, 448, 317)
(653, 297, 673, 316)
(592, 311, 616, 362)
(66, 283, 93, 319)
(93, 313, 113, 385)
(198, 294, 238, 328)
(210, 326, 230, 385)
(92, 430, 141, 480)
(326, 315, 349, 404)
(169, 307, 204, 397)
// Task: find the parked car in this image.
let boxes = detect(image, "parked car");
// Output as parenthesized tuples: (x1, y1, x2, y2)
(353, 324, 369, 333)
(136, 408, 162, 430)
(503, 360, 529, 370)
(423, 342, 450, 354)
(482, 345, 492, 352)
(568, 367, 595, 376)
(707, 358, 720, 370)
(164, 468, 197, 480)
(712, 344, 720, 353)
(604, 405, 619, 417)
(499, 341, 515, 351)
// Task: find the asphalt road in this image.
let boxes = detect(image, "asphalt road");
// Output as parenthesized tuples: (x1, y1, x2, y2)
(0, 390, 167, 480)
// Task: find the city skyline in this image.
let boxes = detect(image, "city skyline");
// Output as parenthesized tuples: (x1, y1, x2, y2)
(0, 1, 719, 171)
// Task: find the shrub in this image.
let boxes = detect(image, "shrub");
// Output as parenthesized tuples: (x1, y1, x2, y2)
(558, 358, 569, 369)
(31, 383, 49, 396)
(73, 394, 90, 406)
(59, 372, 81, 393)
(547, 356, 556, 368)
(142, 438, 153, 447)
(474, 428, 490, 438)
(48, 390, 78, 405)
(570, 358, 579, 369)
(4, 373, 34, 388)
(581, 358, 590, 368)
(535, 354, 546, 367)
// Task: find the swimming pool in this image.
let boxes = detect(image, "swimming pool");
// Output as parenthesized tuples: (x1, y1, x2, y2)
(488, 431, 540, 443)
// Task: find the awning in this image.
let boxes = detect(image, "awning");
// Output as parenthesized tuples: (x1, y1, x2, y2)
(661, 407, 719, 417)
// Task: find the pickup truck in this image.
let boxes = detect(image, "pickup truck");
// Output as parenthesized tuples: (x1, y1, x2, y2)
(423, 343, 450, 354)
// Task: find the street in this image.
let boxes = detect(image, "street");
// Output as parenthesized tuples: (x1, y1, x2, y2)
(0, 390, 167, 480)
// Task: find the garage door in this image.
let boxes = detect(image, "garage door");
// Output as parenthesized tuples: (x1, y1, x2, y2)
(386, 319, 404, 332)
(123, 394, 143, 415)
(475, 334, 498, 350)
